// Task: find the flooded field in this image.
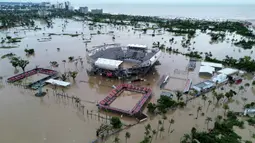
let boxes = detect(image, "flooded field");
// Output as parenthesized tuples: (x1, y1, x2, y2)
(110, 91, 142, 111)
(164, 78, 186, 91)
(0, 19, 255, 143)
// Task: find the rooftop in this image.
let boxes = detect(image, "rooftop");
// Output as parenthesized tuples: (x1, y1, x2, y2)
(201, 61, 223, 69)
(217, 68, 238, 76)
(95, 58, 123, 70)
(199, 66, 215, 75)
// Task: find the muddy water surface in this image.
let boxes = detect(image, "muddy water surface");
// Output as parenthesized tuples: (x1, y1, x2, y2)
(0, 19, 255, 143)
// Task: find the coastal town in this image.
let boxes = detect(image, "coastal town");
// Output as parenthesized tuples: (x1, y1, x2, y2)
(0, 1, 255, 143)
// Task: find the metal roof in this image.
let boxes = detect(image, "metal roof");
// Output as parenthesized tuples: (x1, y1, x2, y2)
(199, 66, 215, 75)
(95, 58, 123, 70)
(217, 68, 238, 76)
(201, 62, 223, 68)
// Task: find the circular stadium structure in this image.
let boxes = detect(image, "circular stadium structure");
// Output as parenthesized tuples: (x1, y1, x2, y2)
(86, 44, 161, 78)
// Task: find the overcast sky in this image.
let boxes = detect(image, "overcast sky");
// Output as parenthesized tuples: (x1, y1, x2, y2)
(2, 0, 255, 5)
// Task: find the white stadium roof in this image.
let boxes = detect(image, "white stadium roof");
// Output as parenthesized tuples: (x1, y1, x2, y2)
(217, 68, 238, 76)
(199, 66, 215, 75)
(95, 58, 123, 70)
(201, 62, 223, 69)
(127, 44, 147, 48)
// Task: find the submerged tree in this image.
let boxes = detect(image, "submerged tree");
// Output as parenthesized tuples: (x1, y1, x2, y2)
(175, 90, 183, 101)
(223, 104, 229, 116)
(10, 57, 19, 69)
(24, 48, 35, 55)
(196, 106, 202, 119)
(18, 59, 29, 72)
(205, 117, 212, 129)
(68, 56, 74, 62)
(159, 126, 165, 138)
(206, 100, 212, 112)
(60, 73, 68, 81)
(147, 103, 157, 114)
(168, 119, 175, 134)
(125, 132, 131, 143)
(202, 94, 207, 106)
(113, 136, 120, 143)
(69, 71, 78, 80)
(110, 117, 122, 129)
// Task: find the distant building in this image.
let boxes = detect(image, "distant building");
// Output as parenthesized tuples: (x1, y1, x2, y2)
(91, 9, 103, 14)
(55, 2, 64, 9)
(79, 7, 88, 14)
(41, 2, 51, 8)
(64, 1, 70, 10)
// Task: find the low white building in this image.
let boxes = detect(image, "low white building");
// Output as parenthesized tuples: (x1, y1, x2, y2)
(199, 66, 215, 76)
(217, 68, 238, 76)
(201, 62, 223, 69)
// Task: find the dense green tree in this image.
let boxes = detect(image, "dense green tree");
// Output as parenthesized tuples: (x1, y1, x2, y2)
(147, 103, 157, 113)
(110, 117, 122, 129)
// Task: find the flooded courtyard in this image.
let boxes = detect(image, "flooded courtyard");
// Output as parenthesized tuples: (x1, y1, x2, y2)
(0, 18, 255, 143)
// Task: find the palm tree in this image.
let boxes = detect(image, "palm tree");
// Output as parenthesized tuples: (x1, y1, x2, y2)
(206, 100, 212, 112)
(162, 114, 167, 126)
(191, 127, 197, 141)
(196, 106, 202, 119)
(60, 73, 68, 81)
(239, 85, 244, 93)
(114, 136, 120, 143)
(145, 124, 151, 137)
(202, 95, 207, 106)
(216, 93, 224, 104)
(62, 60, 66, 70)
(212, 89, 217, 103)
(125, 132, 131, 143)
(159, 126, 165, 138)
(205, 117, 212, 129)
(156, 120, 162, 138)
(168, 119, 175, 134)
(176, 90, 183, 101)
(69, 71, 78, 80)
(145, 124, 151, 131)
(223, 104, 229, 116)
(151, 129, 157, 142)
(181, 134, 191, 143)
(216, 115, 222, 121)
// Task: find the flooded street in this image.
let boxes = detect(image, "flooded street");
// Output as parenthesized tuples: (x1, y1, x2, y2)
(0, 19, 255, 143)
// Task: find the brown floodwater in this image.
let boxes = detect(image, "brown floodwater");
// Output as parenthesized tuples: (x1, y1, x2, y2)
(0, 19, 255, 143)
(110, 91, 142, 111)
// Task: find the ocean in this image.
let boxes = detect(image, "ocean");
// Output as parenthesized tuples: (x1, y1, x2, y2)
(83, 4, 255, 21)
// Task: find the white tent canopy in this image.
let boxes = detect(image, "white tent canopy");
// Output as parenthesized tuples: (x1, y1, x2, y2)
(201, 62, 223, 69)
(95, 58, 123, 70)
(46, 79, 71, 87)
(217, 68, 238, 76)
(199, 66, 215, 75)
